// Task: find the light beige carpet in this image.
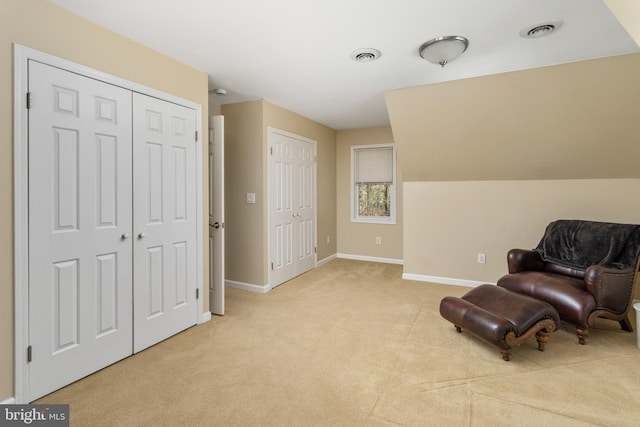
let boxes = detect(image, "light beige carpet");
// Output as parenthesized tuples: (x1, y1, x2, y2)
(37, 259, 640, 426)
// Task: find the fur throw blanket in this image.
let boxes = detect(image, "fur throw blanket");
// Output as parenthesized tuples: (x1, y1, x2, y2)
(534, 220, 640, 270)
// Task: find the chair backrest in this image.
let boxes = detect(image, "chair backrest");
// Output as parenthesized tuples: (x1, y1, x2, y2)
(543, 262, 585, 280)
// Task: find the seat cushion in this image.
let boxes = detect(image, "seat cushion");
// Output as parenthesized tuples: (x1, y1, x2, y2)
(461, 284, 559, 335)
(497, 272, 596, 329)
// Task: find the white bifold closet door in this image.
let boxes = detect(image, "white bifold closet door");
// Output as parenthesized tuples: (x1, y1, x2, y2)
(27, 61, 197, 401)
(28, 61, 134, 400)
(132, 93, 197, 353)
(269, 130, 316, 288)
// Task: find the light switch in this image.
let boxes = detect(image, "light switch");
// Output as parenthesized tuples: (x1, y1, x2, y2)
(246, 193, 256, 204)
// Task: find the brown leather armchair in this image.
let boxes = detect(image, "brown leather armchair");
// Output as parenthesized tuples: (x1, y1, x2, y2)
(497, 220, 640, 345)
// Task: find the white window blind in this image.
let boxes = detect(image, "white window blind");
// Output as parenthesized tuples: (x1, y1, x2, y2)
(355, 147, 393, 184)
(351, 144, 396, 224)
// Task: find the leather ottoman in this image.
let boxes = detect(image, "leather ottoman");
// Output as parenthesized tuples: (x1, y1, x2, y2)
(439, 284, 560, 361)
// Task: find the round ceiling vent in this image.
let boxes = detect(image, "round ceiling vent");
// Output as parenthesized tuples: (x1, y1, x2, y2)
(520, 21, 562, 39)
(351, 48, 382, 62)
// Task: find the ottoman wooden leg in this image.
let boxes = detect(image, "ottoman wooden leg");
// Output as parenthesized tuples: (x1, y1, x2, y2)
(500, 348, 512, 361)
(575, 327, 589, 345)
(535, 330, 549, 352)
(455, 325, 462, 333)
(505, 319, 556, 359)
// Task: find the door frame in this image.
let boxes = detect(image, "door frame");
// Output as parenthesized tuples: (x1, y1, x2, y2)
(267, 127, 318, 288)
(13, 44, 205, 403)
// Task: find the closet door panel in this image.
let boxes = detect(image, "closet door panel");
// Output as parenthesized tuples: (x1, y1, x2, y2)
(133, 93, 197, 352)
(28, 61, 133, 401)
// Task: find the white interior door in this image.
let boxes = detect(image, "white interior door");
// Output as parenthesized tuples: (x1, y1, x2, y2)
(269, 129, 316, 287)
(28, 61, 133, 401)
(209, 115, 225, 315)
(132, 93, 198, 352)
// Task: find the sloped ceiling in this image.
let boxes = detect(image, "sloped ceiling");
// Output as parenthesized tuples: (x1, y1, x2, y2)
(386, 53, 640, 181)
(604, 0, 640, 45)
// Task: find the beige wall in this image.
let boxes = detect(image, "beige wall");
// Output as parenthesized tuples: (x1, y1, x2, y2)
(1, 0, 209, 401)
(336, 127, 403, 261)
(222, 100, 337, 287)
(404, 180, 640, 283)
(221, 101, 265, 286)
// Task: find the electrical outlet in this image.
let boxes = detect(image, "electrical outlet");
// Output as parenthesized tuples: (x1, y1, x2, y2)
(246, 193, 255, 204)
(376, 236, 382, 245)
(477, 253, 486, 264)
(326, 235, 330, 244)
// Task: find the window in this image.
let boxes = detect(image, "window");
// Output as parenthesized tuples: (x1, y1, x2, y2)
(351, 144, 396, 224)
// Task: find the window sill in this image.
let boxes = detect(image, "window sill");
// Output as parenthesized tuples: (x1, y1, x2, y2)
(352, 217, 396, 225)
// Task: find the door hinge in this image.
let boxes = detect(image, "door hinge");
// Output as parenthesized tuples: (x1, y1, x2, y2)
(195, 130, 198, 142)
(270, 147, 273, 155)
(314, 246, 317, 254)
(271, 262, 274, 270)
(196, 288, 200, 299)
(26, 92, 32, 109)
(27, 345, 32, 363)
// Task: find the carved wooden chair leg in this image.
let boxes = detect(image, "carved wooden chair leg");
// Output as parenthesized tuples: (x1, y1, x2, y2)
(535, 329, 550, 352)
(500, 348, 512, 361)
(619, 317, 634, 332)
(575, 327, 589, 345)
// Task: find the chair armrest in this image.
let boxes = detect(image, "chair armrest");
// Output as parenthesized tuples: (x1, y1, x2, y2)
(584, 265, 636, 314)
(507, 249, 544, 274)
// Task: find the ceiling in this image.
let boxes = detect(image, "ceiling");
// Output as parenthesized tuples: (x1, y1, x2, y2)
(48, 0, 639, 130)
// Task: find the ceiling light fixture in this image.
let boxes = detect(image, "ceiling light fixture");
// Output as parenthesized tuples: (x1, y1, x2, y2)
(211, 88, 227, 96)
(351, 48, 382, 63)
(419, 36, 469, 67)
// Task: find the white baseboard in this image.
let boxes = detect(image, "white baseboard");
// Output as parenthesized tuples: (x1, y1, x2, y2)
(337, 253, 403, 265)
(402, 273, 492, 288)
(226, 280, 271, 294)
(1, 397, 16, 404)
(317, 254, 337, 266)
(200, 311, 212, 323)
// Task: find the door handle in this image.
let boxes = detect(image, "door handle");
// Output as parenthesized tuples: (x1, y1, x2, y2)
(212, 222, 221, 229)
(121, 233, 130, 240)
(138, 233, 146, 239)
